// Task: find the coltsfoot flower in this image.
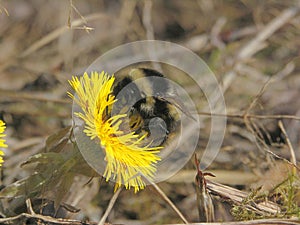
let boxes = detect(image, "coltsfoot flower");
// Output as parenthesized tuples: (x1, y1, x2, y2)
(0, 120, 7, 167)
(68, 71, 161, 192)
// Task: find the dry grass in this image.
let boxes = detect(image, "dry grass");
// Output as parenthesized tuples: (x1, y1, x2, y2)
(0, 0, 300, 224)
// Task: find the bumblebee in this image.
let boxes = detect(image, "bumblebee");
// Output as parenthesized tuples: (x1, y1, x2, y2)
(111, 67, 183, 146)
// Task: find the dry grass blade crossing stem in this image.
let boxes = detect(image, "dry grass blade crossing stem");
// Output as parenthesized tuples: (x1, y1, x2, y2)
(68, 0, 87, 28)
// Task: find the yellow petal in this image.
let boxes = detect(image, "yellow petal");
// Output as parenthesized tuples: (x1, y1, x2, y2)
(69, 71, 162, 192)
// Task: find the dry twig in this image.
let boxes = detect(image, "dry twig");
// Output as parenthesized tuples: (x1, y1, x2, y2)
(98, 188, 122, 225)
(142, 0, 155, 40)
(239, 75, 300, 172)
(147, 179, 189, 224)
(0, 199, 92, 224)
(206, 180, 281, 216)
(222, 6, 299, 92)
(167, 218, 300, 225)
(20, 13, 105, 58)
(278, 120, 298, 172)
(196, 112, 300, 121)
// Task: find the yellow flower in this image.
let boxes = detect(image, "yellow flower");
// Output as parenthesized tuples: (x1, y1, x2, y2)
(68, 71, 161, 192)
(0, 120, 7, 167)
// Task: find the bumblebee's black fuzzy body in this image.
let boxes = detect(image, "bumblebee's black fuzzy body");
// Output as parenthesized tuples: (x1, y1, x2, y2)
(112, 68, 180, 145)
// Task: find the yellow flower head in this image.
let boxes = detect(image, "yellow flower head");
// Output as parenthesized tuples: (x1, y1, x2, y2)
(68, 71, 161, 192)
(0, 119, 7, 167)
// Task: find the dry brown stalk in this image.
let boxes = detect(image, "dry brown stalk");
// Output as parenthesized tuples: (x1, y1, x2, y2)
(206, 180, 281, 216)
(150, 181, 189, 224)
(20, 13, 106, 58)
(222, 5, 299, 92)
(0, 199, 95, 225)
(98, 188, 122, 225)
(166, 218, 300, 225)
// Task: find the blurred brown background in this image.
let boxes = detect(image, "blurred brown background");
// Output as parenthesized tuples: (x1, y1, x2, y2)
(0, 0, 300, 224)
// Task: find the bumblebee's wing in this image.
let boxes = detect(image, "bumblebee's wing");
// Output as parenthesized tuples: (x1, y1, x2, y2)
(157, 96, 197, 121)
